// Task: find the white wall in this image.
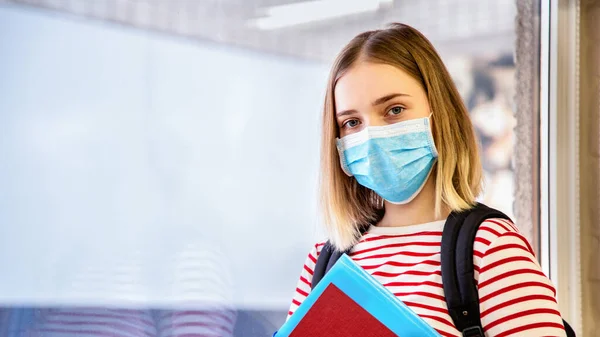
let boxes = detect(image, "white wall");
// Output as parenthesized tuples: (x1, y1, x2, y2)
(0, 4, 328, 310)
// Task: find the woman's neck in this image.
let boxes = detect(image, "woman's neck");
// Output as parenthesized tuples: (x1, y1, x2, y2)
(377, 176, 449, 227)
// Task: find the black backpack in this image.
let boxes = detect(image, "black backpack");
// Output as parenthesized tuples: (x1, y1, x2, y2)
(311, 203, 576, 337)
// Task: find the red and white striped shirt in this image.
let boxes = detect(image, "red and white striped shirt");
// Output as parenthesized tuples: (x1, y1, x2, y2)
(288, 218, 567, 337)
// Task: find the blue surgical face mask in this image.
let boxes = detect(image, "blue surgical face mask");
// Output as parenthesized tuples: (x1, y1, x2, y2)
(336, 116, 438, 204)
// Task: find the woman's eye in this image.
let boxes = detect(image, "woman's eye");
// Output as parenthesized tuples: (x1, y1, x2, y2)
(342, 119, 360, 129)
(387, 106, 405, 116)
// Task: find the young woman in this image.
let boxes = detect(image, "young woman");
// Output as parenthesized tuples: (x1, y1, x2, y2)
(288, 23, 566, 337)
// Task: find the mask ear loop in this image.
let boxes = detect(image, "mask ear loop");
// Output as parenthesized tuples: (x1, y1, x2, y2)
(427, 111, 438, 157)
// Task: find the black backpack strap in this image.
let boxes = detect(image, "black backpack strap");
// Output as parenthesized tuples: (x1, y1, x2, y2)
(441, 203, 510, 336)
(311, 241, 339, 290)
(311, 225, 370, 290)
(563, 320, 576, 337)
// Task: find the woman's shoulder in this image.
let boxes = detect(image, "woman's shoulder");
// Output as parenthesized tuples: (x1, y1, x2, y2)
(477, 217, 521, 238)
(303, 241, 328, 263)
(474, 217, 537, 261)
(314, 241, 328, 256)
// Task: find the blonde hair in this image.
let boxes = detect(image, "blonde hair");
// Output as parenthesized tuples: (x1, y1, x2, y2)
(320, 23, 483, 251)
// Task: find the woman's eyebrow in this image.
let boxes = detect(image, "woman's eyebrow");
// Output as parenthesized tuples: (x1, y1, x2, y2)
(336, 109, 358, 117)
(372, 93, 411, 106)
(336, 93, 411, 117)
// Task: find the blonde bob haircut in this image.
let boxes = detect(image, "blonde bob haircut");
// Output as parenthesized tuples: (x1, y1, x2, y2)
(320, 23, 483, 251)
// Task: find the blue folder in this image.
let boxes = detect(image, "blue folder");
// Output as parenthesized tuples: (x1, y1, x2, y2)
(277, 254, 442, 336)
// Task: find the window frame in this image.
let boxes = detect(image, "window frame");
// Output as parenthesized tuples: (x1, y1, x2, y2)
(539, 0, 582, 333)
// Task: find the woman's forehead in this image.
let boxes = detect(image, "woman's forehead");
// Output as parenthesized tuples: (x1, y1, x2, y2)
(334, 62, 423, 110)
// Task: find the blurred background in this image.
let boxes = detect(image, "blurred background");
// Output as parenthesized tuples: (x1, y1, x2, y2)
(0, 0, 524, 336)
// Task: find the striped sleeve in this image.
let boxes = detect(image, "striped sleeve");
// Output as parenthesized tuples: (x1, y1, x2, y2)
(476, 220, 567, 337)
(286, 242, 324, 319)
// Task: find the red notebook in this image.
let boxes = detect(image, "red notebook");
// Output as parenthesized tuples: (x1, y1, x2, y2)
(276, 254, 441, 337)
(290, 283, 397, 337)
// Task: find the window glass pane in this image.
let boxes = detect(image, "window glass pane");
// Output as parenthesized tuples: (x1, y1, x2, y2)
(0, 1, 540, 336)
